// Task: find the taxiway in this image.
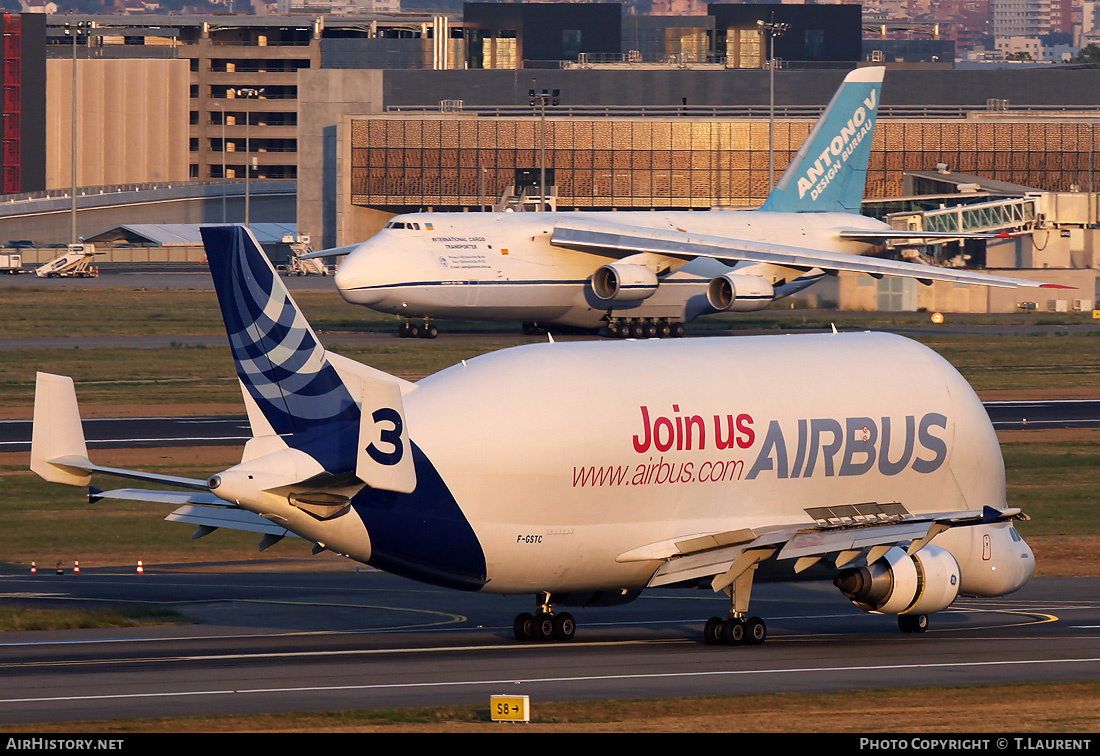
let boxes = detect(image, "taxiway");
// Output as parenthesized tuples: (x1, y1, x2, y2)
(0, 569, 1096, 725)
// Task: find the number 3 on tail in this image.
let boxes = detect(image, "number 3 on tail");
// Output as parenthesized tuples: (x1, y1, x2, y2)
(366, 407, 403, 465)
(356, 378, 416, 494)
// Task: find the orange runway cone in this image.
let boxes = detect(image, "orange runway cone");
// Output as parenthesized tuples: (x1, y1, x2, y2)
(73, 560, 80, 575)
(136, 560, 144, 575)
(30, 561, 36, 575)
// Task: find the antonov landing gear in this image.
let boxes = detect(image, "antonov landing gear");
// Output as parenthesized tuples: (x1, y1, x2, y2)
(513, 593, 576, 642)
(605, 317, 685, 340)
(398, 318, 438, 339)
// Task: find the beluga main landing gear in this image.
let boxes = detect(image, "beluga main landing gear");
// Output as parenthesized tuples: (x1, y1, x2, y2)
(513, 592, 576, 642)
(702, 548, 772, 647)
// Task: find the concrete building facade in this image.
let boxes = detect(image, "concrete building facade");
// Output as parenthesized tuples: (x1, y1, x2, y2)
(45, 57, 190, 190)
(297, 66, 1100, 249)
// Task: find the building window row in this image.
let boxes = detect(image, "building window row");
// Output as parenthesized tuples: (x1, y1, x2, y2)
(350, 117, 1100, 210)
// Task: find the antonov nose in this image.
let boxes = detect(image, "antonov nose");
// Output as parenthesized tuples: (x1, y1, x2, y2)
(334, 247, 388, 306)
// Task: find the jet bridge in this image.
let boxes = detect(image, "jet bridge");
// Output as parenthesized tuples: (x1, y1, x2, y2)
(889, 196, 1038, 236)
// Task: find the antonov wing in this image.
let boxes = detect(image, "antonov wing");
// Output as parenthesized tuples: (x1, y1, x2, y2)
(618, 501, 1027, 593)
(297, 243, 361, 260)
(836, 228, 1023, 244)
(551, 217, 1067, 290)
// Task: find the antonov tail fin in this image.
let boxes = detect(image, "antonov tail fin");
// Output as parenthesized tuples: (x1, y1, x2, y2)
(759, 66, 884, 214)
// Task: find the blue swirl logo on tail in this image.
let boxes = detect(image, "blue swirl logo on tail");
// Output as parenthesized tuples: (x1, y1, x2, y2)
(201, 226, 358, 437)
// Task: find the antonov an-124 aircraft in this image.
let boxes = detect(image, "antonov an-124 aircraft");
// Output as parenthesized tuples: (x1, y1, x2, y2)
(309, 67, 1061, 339)
(31, 225, 1035, 645)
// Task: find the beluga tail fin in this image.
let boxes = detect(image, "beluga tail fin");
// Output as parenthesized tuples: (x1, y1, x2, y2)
(200, 225, 415, 491)
(200, 225, 359, 439)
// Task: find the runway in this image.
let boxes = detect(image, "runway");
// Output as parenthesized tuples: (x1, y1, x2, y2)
(5, 270, 1099, 726)
(2, 398, 1096, 454)
(0, 568, 1097, 725)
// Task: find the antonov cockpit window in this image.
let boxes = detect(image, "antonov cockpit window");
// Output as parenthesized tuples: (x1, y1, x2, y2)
(384, 222, 421, 230)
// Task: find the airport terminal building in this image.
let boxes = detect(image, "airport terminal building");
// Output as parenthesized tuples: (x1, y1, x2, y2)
(1, 4, 1100, 312)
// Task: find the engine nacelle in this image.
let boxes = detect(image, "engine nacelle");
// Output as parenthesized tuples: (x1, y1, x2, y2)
(706, 274, 775, 312)
(592, 263, 659, 302)
(834, 545, 961, 616)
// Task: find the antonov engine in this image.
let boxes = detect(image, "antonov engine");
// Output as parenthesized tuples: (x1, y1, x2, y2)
(706, 273, 776, 312)
(592, 263, 660, 302)
(833, 545, 961, 616)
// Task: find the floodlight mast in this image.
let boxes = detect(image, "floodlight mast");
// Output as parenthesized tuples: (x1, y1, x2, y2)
(758, 17, 789, 190)
(529, 81, 560, 211)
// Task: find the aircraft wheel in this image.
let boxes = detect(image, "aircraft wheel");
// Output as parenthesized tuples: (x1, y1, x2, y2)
(552, 612, 576, 641)
(658, 321, 672, 338)
(513, 612, 534, 641)
(421, 325, 438, 339)
(745, 616, 767, 646)
(898, 613, 929, 633)
(721, 617, 745, 646)
(406, 323, 421, 339)
(672, 322, 685, 338)
(533, 612, 555, 641)
(629, 322, 646, 339)
(703, 616, 724, 645)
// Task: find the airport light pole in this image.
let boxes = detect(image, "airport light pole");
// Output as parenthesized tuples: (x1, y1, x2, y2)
(757, 18, 789, 191)
(230, 87, 264, 227)
(529, 81, 560, 211)
(64, 21, 90, 244)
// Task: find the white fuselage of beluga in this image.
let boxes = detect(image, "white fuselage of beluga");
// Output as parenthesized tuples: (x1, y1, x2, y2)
(333, 209, 887, 328)
(396, 331, 1032, 598)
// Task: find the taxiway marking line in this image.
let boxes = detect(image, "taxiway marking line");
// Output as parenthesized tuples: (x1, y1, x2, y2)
(3, 655, 1100, 705)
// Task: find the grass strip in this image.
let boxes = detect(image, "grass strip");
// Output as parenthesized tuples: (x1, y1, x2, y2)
(0, 605, 189, 632)
(3, 682, 1098, 733)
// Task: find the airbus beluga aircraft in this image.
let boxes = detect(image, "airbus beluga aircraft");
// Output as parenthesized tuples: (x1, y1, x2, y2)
(31, 225, 1035, 645)
(311, 67, 1057, 339)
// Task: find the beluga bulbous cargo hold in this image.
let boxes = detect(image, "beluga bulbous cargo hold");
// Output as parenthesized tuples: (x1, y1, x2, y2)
(306, 67, 1063, 340)
(31, 226, 1035, 645)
